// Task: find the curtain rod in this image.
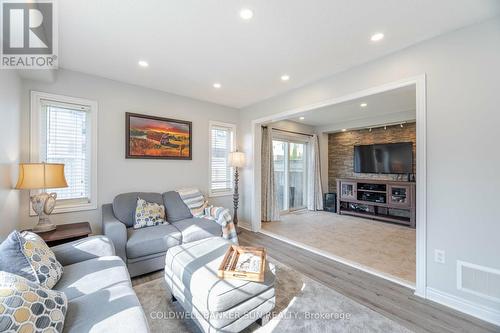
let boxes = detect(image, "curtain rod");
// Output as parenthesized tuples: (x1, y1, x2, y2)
(262, 126, 314, 137)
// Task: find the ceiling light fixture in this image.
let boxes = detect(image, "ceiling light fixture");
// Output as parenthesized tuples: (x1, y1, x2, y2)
(281, 74, 290, 81)
(213, 83, 221, 89)
(239, 8, 254, 20)
(299, 116, 305, 120)
(360, 103, 367, 108)
(138, 60, 149, 67)
(370, 33, 384, 42)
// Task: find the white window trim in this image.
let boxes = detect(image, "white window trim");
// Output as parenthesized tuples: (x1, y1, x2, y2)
(208, 120, 237, 198)
(30, 91, 98, 214)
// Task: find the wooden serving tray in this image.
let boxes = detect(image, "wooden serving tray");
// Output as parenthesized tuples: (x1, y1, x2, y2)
(218, 245, 266, 283)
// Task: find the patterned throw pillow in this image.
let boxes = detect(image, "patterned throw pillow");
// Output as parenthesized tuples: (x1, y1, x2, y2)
(19, 232, 64, 289)
(134, 197, 167, 229)
(0, 271, 67, 333)
(0, 231, 63, 289)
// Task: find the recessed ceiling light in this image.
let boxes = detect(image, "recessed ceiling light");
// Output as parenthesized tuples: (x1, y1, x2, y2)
(360, 103, 368, 107)
(239, 8, 254, 20)
(138, 60, 149, 67)
(342, 129, 347, 132)
(370, 33, 384, 42)
(299, 116, 305, 120)
(213, 83, 221, 89)
(281, 74, 290, 81)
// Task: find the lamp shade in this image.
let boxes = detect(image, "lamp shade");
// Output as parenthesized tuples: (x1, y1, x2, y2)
(228, 151, 246, 168)
(15, 163, 68, 190)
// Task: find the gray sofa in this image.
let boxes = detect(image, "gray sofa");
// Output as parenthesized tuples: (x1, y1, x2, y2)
(102, 191, 223, 277)
(51, 235, 149, 333)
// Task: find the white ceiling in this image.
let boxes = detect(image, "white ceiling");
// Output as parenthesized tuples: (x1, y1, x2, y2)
(58, 0, 500, 108)
(289, 84, 416, 127)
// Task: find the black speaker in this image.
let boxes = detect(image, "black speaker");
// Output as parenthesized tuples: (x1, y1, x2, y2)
(324, 192, 337, 213)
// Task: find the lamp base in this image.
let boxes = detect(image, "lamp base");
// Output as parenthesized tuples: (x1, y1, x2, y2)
(32, 217, 56, 233)
(30, 193, 57, 233)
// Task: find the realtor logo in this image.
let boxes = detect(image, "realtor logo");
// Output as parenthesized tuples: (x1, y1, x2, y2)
(1, 0, 58, 69)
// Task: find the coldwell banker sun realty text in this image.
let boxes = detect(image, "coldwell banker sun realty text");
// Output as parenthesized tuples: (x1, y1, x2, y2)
(1, 0, 58, 69)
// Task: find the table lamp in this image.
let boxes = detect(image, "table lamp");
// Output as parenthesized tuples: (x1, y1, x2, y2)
(15, 163, 68, 233)
(228, 151, 245, 233)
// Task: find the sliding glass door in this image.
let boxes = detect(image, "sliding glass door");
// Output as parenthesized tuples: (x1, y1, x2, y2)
(273, 139, 307, 212)
(289, 142, 306, 210)
(273, 140, 287, 211)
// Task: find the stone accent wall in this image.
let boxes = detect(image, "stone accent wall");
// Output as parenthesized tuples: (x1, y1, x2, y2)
(328, 122, 416, 192)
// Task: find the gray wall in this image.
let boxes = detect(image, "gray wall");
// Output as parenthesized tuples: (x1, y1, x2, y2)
(240, 18, 500, 313)
(20, 70, 239, 234)
(0, 72, 22, 239)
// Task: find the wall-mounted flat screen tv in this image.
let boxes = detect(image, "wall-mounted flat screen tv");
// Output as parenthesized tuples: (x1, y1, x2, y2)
(354, 142, 413, 174)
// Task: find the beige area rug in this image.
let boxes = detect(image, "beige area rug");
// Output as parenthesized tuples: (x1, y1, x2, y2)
(133, 259, 413, 333)
(262, 211, 416, 283)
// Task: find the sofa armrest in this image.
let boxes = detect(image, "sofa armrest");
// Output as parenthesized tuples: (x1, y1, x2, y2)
(102, 203, 127, 262)
(51, 235, 115, 266)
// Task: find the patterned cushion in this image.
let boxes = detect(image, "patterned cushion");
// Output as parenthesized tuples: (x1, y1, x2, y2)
(0, 271, 67, 333)
(19, 232, 64, 289)
(0, 231, 63, 289)
(176, 188, 208, 217)
(134, 197, 167, 229)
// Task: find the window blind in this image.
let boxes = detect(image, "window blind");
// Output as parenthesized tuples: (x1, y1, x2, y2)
(210, 125, 234, 194)
(40, 100, 91, 202)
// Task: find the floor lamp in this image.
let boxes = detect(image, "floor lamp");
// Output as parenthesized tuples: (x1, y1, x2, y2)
(228, 151, 245, 234)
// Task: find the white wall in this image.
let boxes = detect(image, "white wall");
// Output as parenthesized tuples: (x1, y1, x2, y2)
(239, 18, 500, 318)
(20, 70, 239, 234)
(0, 72, 22, 239)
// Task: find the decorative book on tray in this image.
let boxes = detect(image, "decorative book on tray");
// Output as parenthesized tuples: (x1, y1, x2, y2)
(218, 245, 266, 282)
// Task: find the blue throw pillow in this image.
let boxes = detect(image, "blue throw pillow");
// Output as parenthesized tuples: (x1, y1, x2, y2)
(0, 230, 64, 289)
(0, 230, 36, 283)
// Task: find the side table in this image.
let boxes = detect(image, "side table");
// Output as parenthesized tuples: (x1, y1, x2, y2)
(30, 222, 92, 247)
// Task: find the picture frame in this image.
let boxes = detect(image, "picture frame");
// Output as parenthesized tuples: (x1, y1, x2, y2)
(125, 112, 192, 160)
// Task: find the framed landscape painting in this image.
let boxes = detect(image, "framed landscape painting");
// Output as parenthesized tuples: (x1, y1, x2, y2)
(126, 112, 192, 159)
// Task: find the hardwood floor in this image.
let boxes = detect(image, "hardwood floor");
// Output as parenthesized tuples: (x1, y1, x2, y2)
(238, 229, 499, 333)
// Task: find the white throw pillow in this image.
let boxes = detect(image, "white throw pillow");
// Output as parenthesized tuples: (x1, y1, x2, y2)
(134, 197, 167, 229)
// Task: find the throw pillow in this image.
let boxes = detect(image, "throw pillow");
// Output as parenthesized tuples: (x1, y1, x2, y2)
(19, 231, 64, 289)
(0, 271, 68, 333)
(0, 231, 64, 289)
(134, 197, 167, 229)
(0, 231, 38, 283)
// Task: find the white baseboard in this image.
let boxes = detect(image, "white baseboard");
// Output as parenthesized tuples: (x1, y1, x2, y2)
(237, 221, 253, 231)
(427, 287, 500, 326)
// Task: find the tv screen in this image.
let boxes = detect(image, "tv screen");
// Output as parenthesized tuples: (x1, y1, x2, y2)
(354, 142, 413, 174)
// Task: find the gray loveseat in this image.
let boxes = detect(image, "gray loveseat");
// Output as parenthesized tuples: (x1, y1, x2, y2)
(102, 191, 223, 277)
(51, 235, 149, 333)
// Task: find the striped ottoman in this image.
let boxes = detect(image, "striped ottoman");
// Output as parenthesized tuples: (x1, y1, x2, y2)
(164, 237, 276, 333)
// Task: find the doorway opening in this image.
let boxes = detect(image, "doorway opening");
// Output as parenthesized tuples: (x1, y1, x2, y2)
(250, 75, 427, 295)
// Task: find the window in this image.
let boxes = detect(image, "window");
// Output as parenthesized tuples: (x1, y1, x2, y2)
(209, 121, 236, 197)
(31, 91, 98, 213)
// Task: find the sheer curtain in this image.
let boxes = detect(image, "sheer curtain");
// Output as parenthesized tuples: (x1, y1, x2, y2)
(307, 134, 324, 210)
(261, 126, 280, 221)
